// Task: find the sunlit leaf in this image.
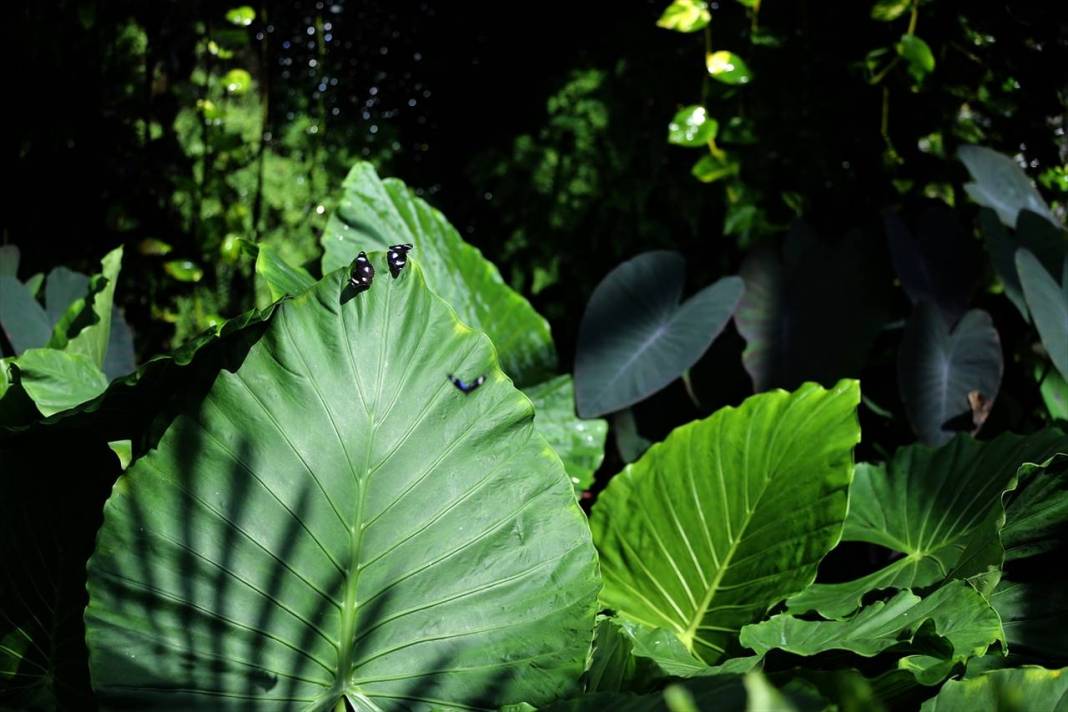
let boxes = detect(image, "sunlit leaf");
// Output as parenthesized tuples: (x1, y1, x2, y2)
(222, 68, 252, 95)
(13, 348, 109, 416)
(163, 259, 204, 283)
(253, 241, 316, 301)
(920, 666, 1068, 711)
(592, 380, 860, 663)
(321, 162, 556, 386)
(64, 246, 123, 369)
(656, 0, 710, 33)
(524, 375, 607, 492)
(896, 34, 935, 82)
(871, 0, 910, 21)
(705, 51, 751, 85)
(574, 251, 743, 417)
(85, 256, 600, 709)
(225, 6, 256, 27)
(668, 106, 717, 148)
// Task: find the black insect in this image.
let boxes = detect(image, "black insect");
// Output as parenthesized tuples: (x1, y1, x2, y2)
(448, 373, 486, 394)
(387, 243, 414, 278)
(349, 251, 374, 292)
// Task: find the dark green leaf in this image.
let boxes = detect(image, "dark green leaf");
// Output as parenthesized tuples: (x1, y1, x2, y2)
(85, 257, 600, 709)
(897, 304, 1003, 446)
(980, 209, 1067, 321)
(920, 666, 1068, 711)
(1016, 249, 1068, 382)
(575, 251, 743, 417)
(990, 580, 1068, 661)
(592, 380, 860, 663)
(1001, 454, 1068, 560)
(104, 308, 137, 380)
(742, 582, 1004, 685)
(896, 34, 935, 82)
(691, 152, 739, 183)
(0, 245, 18, 277)
(958, 146, 1055, 228)
(787, 431, 1068, 619)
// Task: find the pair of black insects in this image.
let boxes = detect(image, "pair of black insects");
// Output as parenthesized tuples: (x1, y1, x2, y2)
(348, 243, 412, 291)
(348, 244, 486, 395)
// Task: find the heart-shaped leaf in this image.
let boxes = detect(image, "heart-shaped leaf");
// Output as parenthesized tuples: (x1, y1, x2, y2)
(591, 380, 860, 663)
(85, 257, 600, 710)
(656, 0, 710, 33)
(320, 162, 556, 386)
(897, 303, 1003, 446)
(574, 251, 743, 418)
(1016, 249, 1068, 382)
(786, 430, 1068, 619)
(958, 145, 1055, 228)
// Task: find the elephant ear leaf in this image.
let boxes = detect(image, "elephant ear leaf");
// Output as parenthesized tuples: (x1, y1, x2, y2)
(591, 380, 860, 664)
(787, 430, 1068, 619)
(574, 251, 743, 418)
(957, 145, 1055, 228)
(320, 162, 556, 386)
(1016, 249, 1068, 383)
(85, 255, 600, 710)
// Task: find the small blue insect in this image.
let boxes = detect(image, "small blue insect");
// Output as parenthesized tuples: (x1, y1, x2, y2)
(448, 373, 485, 394)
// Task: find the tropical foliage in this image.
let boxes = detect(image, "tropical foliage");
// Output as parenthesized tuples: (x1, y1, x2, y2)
(2, 1, 1067, 711)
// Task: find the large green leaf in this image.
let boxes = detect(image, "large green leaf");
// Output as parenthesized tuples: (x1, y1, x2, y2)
(591, 380, 860, 664)
(920, 666, 1068, 711)
(1001, 454, 1068, 560)
(320, 162, 556, 386)
(990, 580, 1068, 661)
(523, 375, 607, 492)
(958, 145, 1055, 228)
(741, 581, 1003, 685)
(0, 276, 51, 355)
(897, 304, 1003, 446)
(574, 251, 743, 417)
(85, 256, 600, 710)
(787, 431, 1068, 619)
(1016, 249, 1068, 382)
(13, 348, 110, 417)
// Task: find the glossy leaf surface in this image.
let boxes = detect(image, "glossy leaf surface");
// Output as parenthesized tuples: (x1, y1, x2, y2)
(592, 380, 860, 663)
(85, 258, 600, 710)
